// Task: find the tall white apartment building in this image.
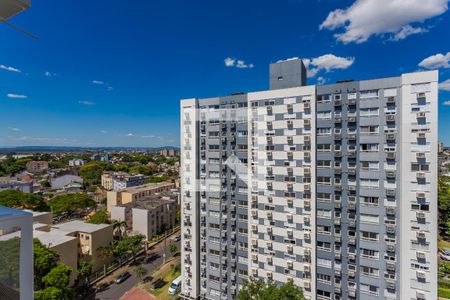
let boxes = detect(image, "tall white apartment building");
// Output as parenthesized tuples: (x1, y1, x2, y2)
(180, 58, 438, 300)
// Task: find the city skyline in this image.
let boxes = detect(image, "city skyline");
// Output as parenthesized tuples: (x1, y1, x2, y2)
(1, 0, 450, 147)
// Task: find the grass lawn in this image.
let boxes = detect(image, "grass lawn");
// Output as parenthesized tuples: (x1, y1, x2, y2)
(440, 240, 450, 251)
(439, 287, 450, 299)
(146, 257, 181, 300)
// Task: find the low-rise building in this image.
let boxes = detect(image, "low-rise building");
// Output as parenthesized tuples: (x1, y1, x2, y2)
(26, 160, 49, 174)
(101, 172, 146, 191)
(68, 159, 86, 167)
(111, 190, 179, 239)
(34, 220, 113, 285)
(107, 181, 175, 211)
(0, 177, 33, 193)
(51, 174, 83, 190)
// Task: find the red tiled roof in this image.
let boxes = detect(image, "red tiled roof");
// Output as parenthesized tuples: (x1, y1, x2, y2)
(119, 287, 159, 300)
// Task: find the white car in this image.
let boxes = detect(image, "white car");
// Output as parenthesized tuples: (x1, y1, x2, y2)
(173, 235, 181, 242)
(441, 248, 450, 261)
(168, 275, 182, 295)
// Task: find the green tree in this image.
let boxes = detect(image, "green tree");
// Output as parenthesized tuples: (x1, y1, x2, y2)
(48, 193, 96, 215)
(87, 209, 109, 224)
(129, 165, 153, 176)
(76, 259, 93, 287)
(0, 237, 21, 290)
(33, 239, 59, 290)
(112, 220, 127, 239)
(79, 162, 107, 185)
(0, 190, 49, 211)
(113, 234, 145, 262)
(134, 265, 147, 282)
(146, 175, 169, 184)
(236, 279, 304, 300)
(113, 164, 129, 172)
(169, 243, 178, 254)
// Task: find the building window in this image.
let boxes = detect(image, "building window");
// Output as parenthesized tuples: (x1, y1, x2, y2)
(317, 111, 332, 120)
(317, 144, 331, 152)
(360, 125, 379, 135)
(317, 176, 331, 185)
(360, 266, 379, 277)
(360, 90, 379, 99)
(360, 248, 379, 260)
(361, 231, 379, 242)
(360, 143, 379, 152)
(360, 161, 379, 170)
(360, 213, 379, 224)
(317, 160, 331, 168)
(360, 196, 379, 207)
(317, 128, 331, 136)
(360, 107, 379, 117)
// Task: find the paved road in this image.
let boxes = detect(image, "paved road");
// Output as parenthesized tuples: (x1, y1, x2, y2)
(94, 235, 181, 300)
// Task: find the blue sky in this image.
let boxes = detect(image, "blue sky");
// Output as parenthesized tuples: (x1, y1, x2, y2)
(1, 0, 450, 147)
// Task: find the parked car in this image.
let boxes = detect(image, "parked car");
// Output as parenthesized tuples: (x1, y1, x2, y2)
(173, 235, 181, 242)
(168, 275, 182, 295)
(115, 271, 131, 284)
(441, 248, 450, 261)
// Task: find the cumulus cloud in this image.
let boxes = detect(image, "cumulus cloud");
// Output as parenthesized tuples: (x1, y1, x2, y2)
(442, 100, 450, 106)
(7, 93, 27, 99)
(303, 54, 355, 77)
(92, 80, 105, 85)
(320, 0, 448, 43)
(7, 127, 21, 132)
(440, 79, 450, 91)
(224, 57, 254, 69)
(0, 64, 21, 73)
(78, 100, 95, 105)
(126, 133, 134, 137)
(45, 71, 56, 77)
(419, 52, 450, 69)
(100, 130, 108, 134)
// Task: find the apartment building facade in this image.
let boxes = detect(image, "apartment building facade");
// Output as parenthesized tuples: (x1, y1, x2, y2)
(180, 58, 437, 300)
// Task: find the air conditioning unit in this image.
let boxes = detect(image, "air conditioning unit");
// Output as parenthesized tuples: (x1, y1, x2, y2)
(304, 200, 311, 208)
(416, 211, 426, 219)
(304, 232, 311, 240)
(303, 281, 311, 290)
(287, 261, 293, 269)
(387, 244, 396, 252)
(252, 239, 258, 246)
(304, 249, 311, 256)
(416, 152, 426, 159)
(416, 271, 426, 279)
(252, 268, 258, 276)
(304, 184, 311, 191)
(417, 132, 426, 139)
(303, 265, 311, 272)
(417, 251, 426, 260)
(304, 135, 311, 142)
(416, 192, 426, 199)
(267, 271, 273, 280)
(417, 92, 426, 99)
(417, 172, 426, 179)
(304, 119, 311, 126)
(267, 227, 273, 234)
(267, 211, 273, 219)
(303, 216, 310, 223)
(416, 231, 426, 239)
(386, 115, 396, 121)
(348, 270, 355, 277)
(416, 291, 426, 300)
(417, 112, 426, 118)
(252, 254, 258, 262)
(304, 168, 311, 175)
(303, 102, 311, 109)
(287, 244, 293, 253)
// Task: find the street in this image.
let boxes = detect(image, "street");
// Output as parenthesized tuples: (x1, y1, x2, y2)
(93, 233, 181, 300)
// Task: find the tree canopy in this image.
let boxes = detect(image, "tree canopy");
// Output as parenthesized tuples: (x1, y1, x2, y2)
(87, 209, 109, 224)
(113, 234, 145, 261)
(0, 155, 31, 176)
(236, 279, 304, 300)
(79, 161, 108, 185)
(48, 193, 96, 215)
(0, 190, 49, 211)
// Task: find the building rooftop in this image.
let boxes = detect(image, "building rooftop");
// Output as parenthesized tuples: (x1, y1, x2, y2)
(33, 229, 77, 247)
(52, 220, 110, 234)
(0, 206, 32, 219)
(120, 181, 174, 194)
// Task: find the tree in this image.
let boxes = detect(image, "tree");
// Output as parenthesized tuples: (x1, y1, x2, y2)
(97, 243, 114, 261)
(169, 243, 178, 254)
(87, 209, 109, 224)
(48, 193, 96, 215)
(33, 239, 74, 299)
(113, 234, 145, 262)
(76, 259, 93, 286)
(134, 265, 147, 282)
(34, 239, 59, 290)
(129, 165, 153, 176)
(0, 237, 21, 290)
(236, 279, 304, 300)
(0, 190, 49, 211)
(79, 162, 107, 185)
(112, 220, 127, 239)
(146, 175, 169, 184)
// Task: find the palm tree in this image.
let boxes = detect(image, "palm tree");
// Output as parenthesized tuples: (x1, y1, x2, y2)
(134, 265, 147, 282)
(112, 220, 127, 240)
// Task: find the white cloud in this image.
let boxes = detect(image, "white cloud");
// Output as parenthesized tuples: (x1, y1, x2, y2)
(419, 52, 450, 69)
(92, 80, 105, 85)
(317, 76, 327, 85)
(224, 57, 236, 67)
(45, 71, 56, 77)
(78, 100, 95, 105)
(7, 127, 21, 132)
(126, 133, 134, 137)
(224, 57, 254, 69)
(320, 0, 448, 43)
(7, 93, 27, 99)
(100, 130, 108, 134)
(0, 64, 21, 73)
(442, 100, 450, 106)
(141, 135, 156, 138)
(303, 54, 355, 77)
(440, 79, 450, 91)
